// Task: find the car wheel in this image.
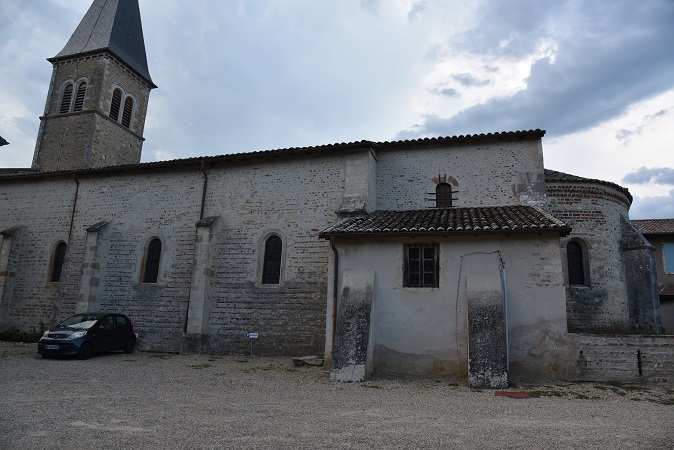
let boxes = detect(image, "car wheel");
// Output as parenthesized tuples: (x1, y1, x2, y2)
(123, 338, 136, 354)
(79, 342, 93, 360)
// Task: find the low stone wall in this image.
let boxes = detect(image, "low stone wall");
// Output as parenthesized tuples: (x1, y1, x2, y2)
(571, 333, 674, 384)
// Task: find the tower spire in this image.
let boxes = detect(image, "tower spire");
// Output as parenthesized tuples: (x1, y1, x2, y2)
(50, 0, 154, 87)
(32, 0, 156, 172)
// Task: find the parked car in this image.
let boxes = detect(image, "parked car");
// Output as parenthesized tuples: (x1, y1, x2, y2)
(38, 312, 136, 359)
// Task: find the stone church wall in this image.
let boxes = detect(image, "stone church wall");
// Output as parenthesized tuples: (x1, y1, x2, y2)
(376, 139, 546, 210)
(203, 154, 345, 355)
(0, 177, 77, 331)
(547, 182, 633, 332)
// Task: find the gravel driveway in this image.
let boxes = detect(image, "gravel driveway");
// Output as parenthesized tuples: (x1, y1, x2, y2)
(1, 342, 672, 449)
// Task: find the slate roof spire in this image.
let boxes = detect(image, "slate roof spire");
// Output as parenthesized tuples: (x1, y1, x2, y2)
(50, 0, 154, 86)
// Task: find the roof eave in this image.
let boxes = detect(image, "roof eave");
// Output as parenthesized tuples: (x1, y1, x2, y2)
(319, 227, 572, 239)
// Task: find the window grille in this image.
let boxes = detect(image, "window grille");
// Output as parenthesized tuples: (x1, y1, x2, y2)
(404, 244, 439, 287)
(436, 183, 452, 207)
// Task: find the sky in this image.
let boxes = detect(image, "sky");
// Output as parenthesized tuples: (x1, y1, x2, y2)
(0, 0, 672, 219)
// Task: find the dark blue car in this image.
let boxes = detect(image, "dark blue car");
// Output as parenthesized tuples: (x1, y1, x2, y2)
(38, 312, 137, 359)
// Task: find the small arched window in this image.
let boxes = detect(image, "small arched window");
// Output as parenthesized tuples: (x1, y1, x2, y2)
(59, 84, 73, 114)
(143, 238, 162, 283)
(110, 89, 122, 121)
(50, 242, 67, 282)
(436, 182, 452, 207)
(122, 97, 134, 128)
(567, 241, 587, 286)
(73, 81, 87, 112)
(262, 236, 283, 284)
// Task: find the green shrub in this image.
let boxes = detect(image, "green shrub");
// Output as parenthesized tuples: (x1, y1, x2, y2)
(0, 329, 42, 343)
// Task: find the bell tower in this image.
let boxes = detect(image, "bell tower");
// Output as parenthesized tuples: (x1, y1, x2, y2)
(32, 0, 156, 172)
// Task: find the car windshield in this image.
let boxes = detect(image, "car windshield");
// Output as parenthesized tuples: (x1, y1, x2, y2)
(57, 315, 100, 330)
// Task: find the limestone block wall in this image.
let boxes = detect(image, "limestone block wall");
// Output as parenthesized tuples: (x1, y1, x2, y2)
(571, 334, 674, 384)
(0, 177, 76, 331)
(376, 139, 546, 210)
(547, 181, 632, 332)
(203, 154, 346, 355)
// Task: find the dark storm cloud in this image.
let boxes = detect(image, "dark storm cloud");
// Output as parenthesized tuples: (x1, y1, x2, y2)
(623, 167, 674, 186)
(400, 0, 674, 138)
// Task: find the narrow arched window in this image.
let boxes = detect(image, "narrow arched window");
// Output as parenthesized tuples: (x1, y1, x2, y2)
(110, 89, 122, 121)
(59, 84, 73, 114)
(122, 97, 134, 128)
(262, 236, 282, 284)
(50, 242, 67, 282)
(567, 241, 586, 286)
(73, 82, 87, 111)
(143, 238, 162, 283)
(436, 182, 452, 207)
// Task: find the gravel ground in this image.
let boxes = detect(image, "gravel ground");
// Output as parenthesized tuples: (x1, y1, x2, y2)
(1, 341, 672, 449)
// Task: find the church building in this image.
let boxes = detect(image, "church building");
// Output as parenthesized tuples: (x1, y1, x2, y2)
(0, 0, 663, 386)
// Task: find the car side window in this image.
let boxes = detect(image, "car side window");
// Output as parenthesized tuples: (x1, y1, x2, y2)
(100, 316, 114, 331)
(115, 316, 128, 327)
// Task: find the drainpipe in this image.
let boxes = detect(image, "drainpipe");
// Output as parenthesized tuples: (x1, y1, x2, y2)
(199, 160, 208, 220)
(331, 241, 339, 355)
(68, 175, 80, 240)
(499, 254, 510, 368)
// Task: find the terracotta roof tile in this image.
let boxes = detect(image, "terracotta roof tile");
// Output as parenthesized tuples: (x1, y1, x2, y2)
(320, 206, 569, 237)
(545, 169, 631, 202)
(632, 219, 674, 234)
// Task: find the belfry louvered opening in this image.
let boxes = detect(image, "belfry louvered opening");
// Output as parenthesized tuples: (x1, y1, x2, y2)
(59, 84, 73, 114)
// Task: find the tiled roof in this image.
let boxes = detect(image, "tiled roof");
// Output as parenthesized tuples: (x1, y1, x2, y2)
(545, 169, 631, 201)
(320, 206, 570, 238)
(632, 219, 674, 234)
(660, 283, 674, 298)
(51, 0, 154, 86)
(0, 130, 546, 180)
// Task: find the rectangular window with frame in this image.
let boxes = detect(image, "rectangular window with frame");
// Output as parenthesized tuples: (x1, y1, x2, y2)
(664, 243, 674, 274)
(404, 243, 439, 287)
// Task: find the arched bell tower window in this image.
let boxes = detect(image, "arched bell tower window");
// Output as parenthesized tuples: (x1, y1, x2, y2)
(262, 236, 283, 284)
(109, 87, 135, 129)
(567, 240, 589, 286)
(436, 182, 452, 207)
(122, 97, 134, 128)
(59, 84, 73, 114)
(73, 81, 87, 112)
(50, 242, 67, 282)
(142, 238, 162, 283)
(58, 80, 87, 114)
(110, 88, 122, 121)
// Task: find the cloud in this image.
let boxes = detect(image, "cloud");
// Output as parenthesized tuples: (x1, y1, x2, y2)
(629, 189, 674, 220)
(399, 0, 674, 138)
(451, 73, 490, 87)
(623, 167, 674, 186)
(616, 108, 669, 145)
